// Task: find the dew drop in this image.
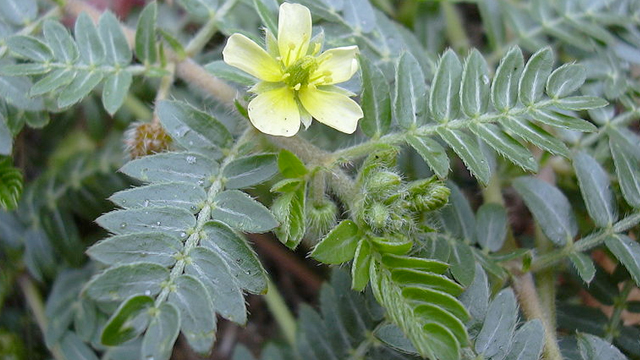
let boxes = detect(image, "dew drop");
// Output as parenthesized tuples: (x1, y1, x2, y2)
(180, 232, 187, 238)
(482, 75, 490, 84)
(121, 199, 127, 204)
(120, 222, 127, 228)
(143, 199, 150, 207)
(144, 290, 151, 296)
(175, 126, 190, 137)
(186, 155, 197, 164)
(197, 180, 205, 186)
(156, 221, 161, 226)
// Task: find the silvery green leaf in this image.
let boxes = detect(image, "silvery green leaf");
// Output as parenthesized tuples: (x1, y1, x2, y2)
(212, 190, 278, 233)
(43, 20, 79, 63)
(501, 117, 569, 157)
(460, 49, 490, 118)
(573, 151, 616, 227)
(205, 60, 258, 86)
(59, 332, 99, 360)
(441, 183, 476, 243)
(45, 269, 89, 347)
(470, 123, 537, 172)
(342, 0, 375, 33)
(135, 2, 158, 65)
(449, 241, 475, 287)
(6, 35, 53, 62)
(554, 96, 608, 111)
(546, 63, 586, 98)
(374, 323, 418, 355)
(156, 100, 232, 159)
(29, 68, 76, 97)
(475, 288, 517, 359)
(459, 263, 489, 324)
(120, 152, 218, 186)
(102, 71, 132, 115)
(430, 49, 462, 123)
(168, 275, 216, 354)
(491, 46, 524, 112)
(200, 221, 268, 294)
(605, 234, 640, 287)
(0, 0, 37, 25)
(437, 128, 490, 184)
(529, 108, 597, 132)
(0, 75, 44, 111)
(476, 203, 507, 252)
(99, 12, 132, 65)
(518, 47, 553, 106)
(610, 140, 640, 208)
(569, 252, 596, 284)
(58, 70, 104, 108)
(360, 56, 391, 138)
(513, 176, 577, 246)
(84, 263, 170, 302)
(394, 52, 427, 129)
(109, 182, 206, 213)
(0, 63, 49, 76)
(477, 0, 504, 49)
(577, 333, 627, 360)
(75, 13, 105, 65)
(185, 246, 246, 323)
(0, 113, 11, 155)
(87, 232, 183, 267)
(74, 298, 98, 342)
(406, 135, 449, 178)
(96, 206, 196, 239)
(504, 320, 544, 360)
(141, 302, 180, 360)
(102, 295, 154, 345)
(223, 154, 278, 189)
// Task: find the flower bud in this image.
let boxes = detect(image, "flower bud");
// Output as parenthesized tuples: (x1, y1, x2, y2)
(365, 170, 402, 197)
(407, 177, 450, 212)
(306, 198, 338, 240)
(124, 121, 172, 159)
(364, 201, 390, 231)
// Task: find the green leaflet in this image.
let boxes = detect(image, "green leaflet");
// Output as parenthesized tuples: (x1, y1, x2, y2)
(406, 135, 449, 178)
(470, 123, 537, 172)
(436, 128, 490, 184)
(75, 13, 106, 65)
(0, 156, 22, 210)
(475, 289, 518, 359)
(573, 151, 617, 227)
(569, 252, 596, 284)
(87, 232, 183, 267)
(360, 55, 391, 138)
(212, 190, 279, 233)
(59, 332, 99, 360)
(43, 20, 79, 63)
(5, 35, 53, 62)
(102, 71, 132, 115)
(98, 12, 132, 66)
(101, 295, 154, 346)
(578, 333, 627, 360)
(58, 70, 104, 108)
(460, 49, 490, 118)
(429, 49, 462, 123)
(96, 206, 196, 239)
(395, 52, 427, 129)
(223, 154, 278, 189)
(135, 2, 158, 65)
(504, 320, 545, 360)
(546, 63, 586, 98)
(311, 220, 360, 264)
(110, 181, 206, 213)
(518, 47, 553, 106)
(120, 152, 219, 186)
(476, 203, 507, 252)
(610, 139, 640, 208)
(141, 303, 181, 360)
(84, 263, 169, 302)
(491, 46, 524, 112)
(605, 234, 640, 287)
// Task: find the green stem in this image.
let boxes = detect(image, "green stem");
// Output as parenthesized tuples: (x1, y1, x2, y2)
(605, 281, 634, 342)
(441, 2, 469, 53)
(263, 277, 297, 346)
(184, 0, 240, 57)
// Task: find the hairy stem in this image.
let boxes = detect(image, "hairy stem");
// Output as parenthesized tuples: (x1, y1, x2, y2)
(263, 277, 297, 346)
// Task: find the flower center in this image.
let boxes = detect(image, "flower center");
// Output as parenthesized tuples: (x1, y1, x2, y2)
(283, 55, 318, 89)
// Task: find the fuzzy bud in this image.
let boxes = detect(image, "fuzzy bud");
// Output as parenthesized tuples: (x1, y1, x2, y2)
(364, 201, 390, 231)
(306, 198, 338, 240)
(407, 177, 450, 212)
(365, 170, 402, 197)
(124, 122, 172, 159)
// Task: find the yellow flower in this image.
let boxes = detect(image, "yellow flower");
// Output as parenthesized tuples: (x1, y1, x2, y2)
(222, 2, 363, 137)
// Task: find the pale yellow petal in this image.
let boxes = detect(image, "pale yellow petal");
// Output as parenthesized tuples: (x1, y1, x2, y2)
(223, 34, 283, 82)
(278, 3, 312, 67)
(313, 46, 359, 85)
(299, 86, 363, 134)
(248, 86, 301, 137)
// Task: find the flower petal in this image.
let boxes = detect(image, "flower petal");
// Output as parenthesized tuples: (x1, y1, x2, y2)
(223, 34, 283, 82)
(313, 46, 359, 85)
(299, 86, 363, 134)
(248, 86, 301, 137)
(278, 3, 312, 67)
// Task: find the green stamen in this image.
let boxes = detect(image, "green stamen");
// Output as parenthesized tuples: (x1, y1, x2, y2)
(284, 55, 318, 88)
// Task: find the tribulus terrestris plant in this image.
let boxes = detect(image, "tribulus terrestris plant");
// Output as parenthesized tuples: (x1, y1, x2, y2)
(1, 0, 639, 360)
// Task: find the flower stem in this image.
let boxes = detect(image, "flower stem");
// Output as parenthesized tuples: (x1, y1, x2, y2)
(264, 277, 297, 346)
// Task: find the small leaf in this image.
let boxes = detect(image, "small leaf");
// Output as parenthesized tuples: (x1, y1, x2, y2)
(6, 35, 53, 62)
(381, 254, 449, 274)
(141, 303, 181, 360)
(75, 13, 106, 65)
(440, 183, 476, 243)
(505, 320, 545, 360)
(402, 287, 469, 321)
(168, 275, 216, 354)
(96, 206, 196, 239)
(120, 152, 219, 186)
(459, 263, 489, 324)
(360, 56, 391, 137)
(43, 20, 79, 63)
(437, 128, 490, 184)
(223, 154, 278, 189)
(0, 157, 22, 210)
(0, 75, 44, 111)
(460, 49, 490, 118)
(406, 135, 449, 178)
(573, 151, 616, 227)
(136, 2, 158, 64)
(569, 252, 596, 284)
(470, 123, 537, 172)
(272, 184, 306, 248)
(554, 96, 608, 111)
(577, 333, 627, 360)
(99, 12, 132, 65)
(476, 203, 507, 252)
(0, 0, 37, 25)
(421, 323, 460, 360)
(448, 241, 475, 287)
(475, 288, 518, 359)
(546, 63, 586, 98)
(501, 117, 569, 157)
(395, 52, 427, 129)
(430, 49, 462, 123)
(0, 63, 49, 76)
(311, 220, 360, 264)
(414, 303, 467, 345)
(492, 46, 524, 112)
(101, 295, 154, 346)
(29, 68, 76, 97)
(212, 190, 278, 233)
(102, 71, 133, 115)
(391, 269, 464, 296)
(610, 140, 640, 208)
(518, 47, 553, 106)
(374, 323, 418, 355)
(111, 182, 206, 212)
(156, 100, 233, 159)
(342, 0, 375, 33)
(84, 263, 169, 302)
(87, 232, 183, 267)
(351, 239, 372, 291)
(278, 149, 307, 178)
(59, 332, 99, 360)
(513, 176, 577, 246)
(605, 234, 640, 287)
(58, 70, 104, 108)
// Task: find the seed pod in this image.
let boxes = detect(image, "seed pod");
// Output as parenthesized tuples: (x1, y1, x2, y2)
(124, 121, 172, 158)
